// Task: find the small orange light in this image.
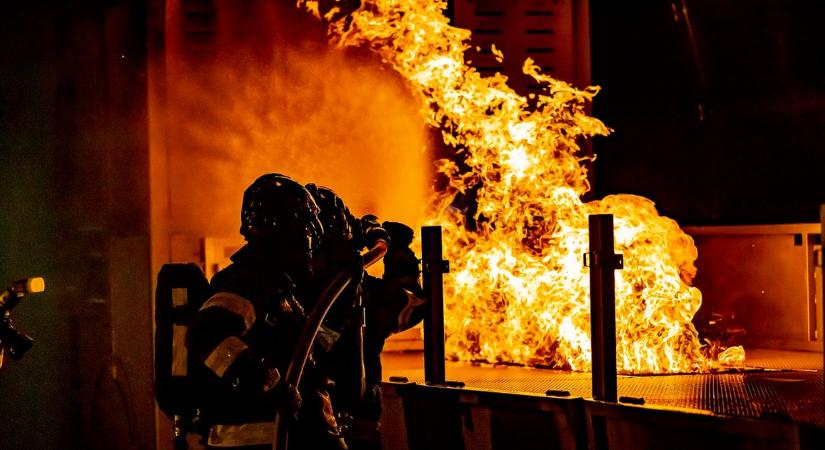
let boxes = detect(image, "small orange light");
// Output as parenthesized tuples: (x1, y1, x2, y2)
(26, 277, 45, 294)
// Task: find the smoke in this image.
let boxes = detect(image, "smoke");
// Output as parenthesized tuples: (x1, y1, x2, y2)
(160, 2, 431, 239)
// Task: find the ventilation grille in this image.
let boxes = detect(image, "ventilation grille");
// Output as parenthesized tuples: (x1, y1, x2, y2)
(180, 0, 217, 59)
(453, 0, 578, 94)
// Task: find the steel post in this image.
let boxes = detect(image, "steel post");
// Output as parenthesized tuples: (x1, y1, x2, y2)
(587, 214, 622, 402)
(422, 226, 447, 385)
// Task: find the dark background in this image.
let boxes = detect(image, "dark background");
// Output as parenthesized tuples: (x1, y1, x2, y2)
(590, 0, 825, 225)
(1, 2, 153, 450)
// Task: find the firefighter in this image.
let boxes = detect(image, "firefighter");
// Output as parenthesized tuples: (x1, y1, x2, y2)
(185, 173, 346, 450)
(356, 219, 427, 446)
(305, 185, 427, 449)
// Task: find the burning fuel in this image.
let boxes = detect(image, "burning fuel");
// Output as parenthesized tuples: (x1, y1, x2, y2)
(299, 0, 745, 373)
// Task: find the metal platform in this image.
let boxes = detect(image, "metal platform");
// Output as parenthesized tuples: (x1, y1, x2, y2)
(382, 349, 825, 429)
(383, 224, 825, 449)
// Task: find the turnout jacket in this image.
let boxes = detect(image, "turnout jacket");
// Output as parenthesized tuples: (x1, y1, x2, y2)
(186, 244, 343, 449)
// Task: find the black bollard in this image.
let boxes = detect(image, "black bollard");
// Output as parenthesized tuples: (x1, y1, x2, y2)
(586, 214, 623, 402)
(422, 226, 448, 385)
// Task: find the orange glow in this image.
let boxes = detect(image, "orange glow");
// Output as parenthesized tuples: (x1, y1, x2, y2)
(300, 0, 744, 373)
(156, 2, 431, 239)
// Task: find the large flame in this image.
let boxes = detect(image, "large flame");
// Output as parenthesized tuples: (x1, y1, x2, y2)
(299, 0, 743, 373)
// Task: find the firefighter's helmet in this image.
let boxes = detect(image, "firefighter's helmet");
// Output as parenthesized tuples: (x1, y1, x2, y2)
(240, 174, 324, 255)
(305, 184, 354, 243)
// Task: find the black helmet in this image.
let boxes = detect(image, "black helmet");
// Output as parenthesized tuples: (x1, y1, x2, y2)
(305, 184, 359, 335)
(305, 184, 355, 243)
(240, 174, 324, 254)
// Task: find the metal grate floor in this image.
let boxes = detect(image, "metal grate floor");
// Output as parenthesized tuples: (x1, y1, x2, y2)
(381, 349, 825, 428)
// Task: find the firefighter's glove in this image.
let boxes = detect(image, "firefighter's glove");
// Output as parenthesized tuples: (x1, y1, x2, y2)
(382, 221, 420, 280)
(357, 214, 390, 250)
(383, 221, 414, 248)
(271, 381, 303, 422)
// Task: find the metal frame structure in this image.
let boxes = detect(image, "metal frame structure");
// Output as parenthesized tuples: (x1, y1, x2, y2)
(821, 205, 825, 390)
(420, 217, 624, 398)
(400, 217, 825, 450)
(382, 219, 825, 450)
(586, 214, 622, 402)
(422, 226, 449, 385)
(683, 223, 823, 351)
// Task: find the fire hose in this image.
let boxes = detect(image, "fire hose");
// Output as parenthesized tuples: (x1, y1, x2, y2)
(272, 239, 388, 450)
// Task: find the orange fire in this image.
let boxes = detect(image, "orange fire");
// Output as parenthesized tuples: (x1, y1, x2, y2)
(299, 0, 744, 373)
